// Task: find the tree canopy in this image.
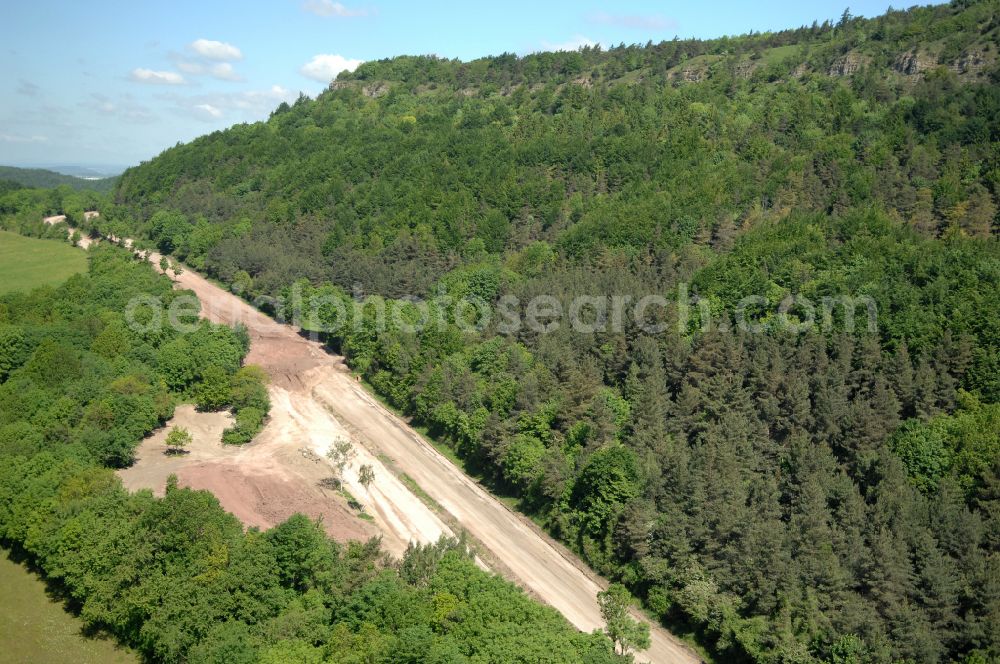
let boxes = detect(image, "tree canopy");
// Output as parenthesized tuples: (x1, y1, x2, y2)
(3, 1, 999, 661)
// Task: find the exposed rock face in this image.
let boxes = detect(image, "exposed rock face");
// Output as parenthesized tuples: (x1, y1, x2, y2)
(734, 60, 757, 79)
(951, 50, 987, 75)
(678, 67, 705, 82)
(328, 80, 390, 97)
(892, 49, 989, 78)
(828, 53, 868, 76)
(790, 63, 809, 78)
(363, 82, 389, 98)
(893, 50, 935, 75)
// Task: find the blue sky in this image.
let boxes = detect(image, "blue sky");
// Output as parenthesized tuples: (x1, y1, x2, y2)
(1, 0, 920, 170)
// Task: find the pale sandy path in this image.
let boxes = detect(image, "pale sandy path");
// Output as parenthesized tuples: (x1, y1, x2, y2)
(78, 231, 699, 663)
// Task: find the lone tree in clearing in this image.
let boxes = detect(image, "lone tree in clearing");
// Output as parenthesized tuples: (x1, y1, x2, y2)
(358, 464, 375, 490)
(597, 583, 650, 658)
(172, 263, 184, 280)
(326, 438, 356, 486)
(165, 426, 192, 454)
(158, 256, 169, 275)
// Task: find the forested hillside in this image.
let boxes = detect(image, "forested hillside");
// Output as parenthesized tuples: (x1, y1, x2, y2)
(0, 185, 105, 232)
(90, 1, 1000, 662)
(0, 247, 622, 663)
(0, 166, 117, 193)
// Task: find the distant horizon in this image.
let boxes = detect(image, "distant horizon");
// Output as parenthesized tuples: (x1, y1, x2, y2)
(3, 0, 943, 167)
(0, 163, 127, 179)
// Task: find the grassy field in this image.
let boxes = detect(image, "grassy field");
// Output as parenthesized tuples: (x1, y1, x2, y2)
(759, 43, 803, 66)
(0, 230, 87, 295)
(0, 551, 135, 663)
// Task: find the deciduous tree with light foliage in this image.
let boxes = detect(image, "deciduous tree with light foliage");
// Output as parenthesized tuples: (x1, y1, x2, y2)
(165, 426, 192, 454)
(358, 463, 375, 490)
(598, 583, 650, 658)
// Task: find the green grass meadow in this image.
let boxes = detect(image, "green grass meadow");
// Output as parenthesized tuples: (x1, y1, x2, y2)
(0, 551, 136, 663)
(0, 230, 87, 295)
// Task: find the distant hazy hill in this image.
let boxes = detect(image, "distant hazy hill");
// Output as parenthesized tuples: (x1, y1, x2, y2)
(42, 163, 125, 179)
(0, 166, 117, 193)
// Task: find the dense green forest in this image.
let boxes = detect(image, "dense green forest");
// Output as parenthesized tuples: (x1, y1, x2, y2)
(6, 1, 998, 662)
(0, 185, 106, 234)
(0, 166, 117, 193)
(0, 246, 623, 663)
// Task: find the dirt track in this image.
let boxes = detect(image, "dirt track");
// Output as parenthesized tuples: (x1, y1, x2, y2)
(95, 239, 699, 663)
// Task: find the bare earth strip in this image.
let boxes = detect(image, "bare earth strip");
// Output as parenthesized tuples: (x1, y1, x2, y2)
(83, 232, 698, 664)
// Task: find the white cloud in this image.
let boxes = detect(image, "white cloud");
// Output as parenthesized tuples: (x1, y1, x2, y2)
(130, 68, 186, 85)
(189, 38, 243, 61)
(300, 54, 363, 82)
(540, 35, 598, 52)
(176, 61, 205, 75)
(173, 61, 241, 81)
(238, 85, 295, 108)
(303, 0, 366, 17)
(588, 12, 677, 30)
(158, 85, 298, 123)
(90, 94, 116, 113)
(209, 63, 243, 81)
(194, 103, 223, 119)
(0, 133, 48, 143)
(172, 41, 244, 81)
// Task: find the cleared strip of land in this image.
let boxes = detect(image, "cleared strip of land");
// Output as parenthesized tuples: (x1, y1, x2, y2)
(73, 231, 699, 663)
